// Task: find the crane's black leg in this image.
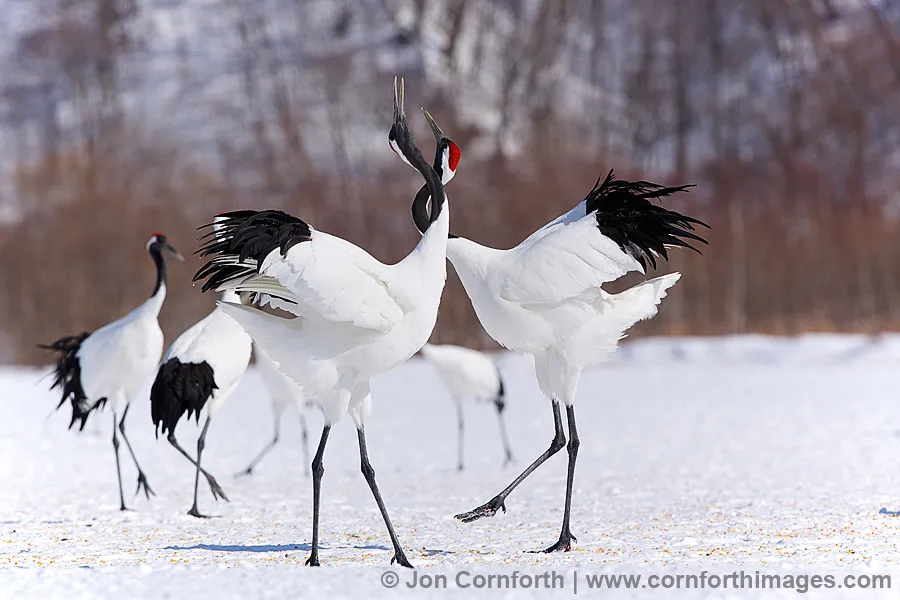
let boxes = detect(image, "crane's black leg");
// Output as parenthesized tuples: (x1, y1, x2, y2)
(357, 427, 413, 568)
(455, 400, 565, 523)
(236, 413, 281, 477)
(299, 412, 310, 478)
(166, 428, 229, 507)
(306, 425, 331, 566)
(117, 404, 154, 499)
(185, 416, 215, 518)
(455, 400, 465, 472)
(535, 404, 579, 553)
(494, 397, 514, 468)
(112, 412, 127, 511)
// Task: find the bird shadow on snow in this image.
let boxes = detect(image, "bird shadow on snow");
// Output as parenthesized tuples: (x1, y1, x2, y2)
(163, 543, 392, 553)
(164, 543, 313, 553)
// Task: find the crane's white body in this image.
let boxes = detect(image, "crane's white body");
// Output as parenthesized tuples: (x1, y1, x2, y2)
(218, 206, 450, 427)
(420, 343, 501, 403)
(163, 291, 253, 414)
(444, 201, 679, 405)
(77, 285, 166, 414)
(254, 343, 312, 416)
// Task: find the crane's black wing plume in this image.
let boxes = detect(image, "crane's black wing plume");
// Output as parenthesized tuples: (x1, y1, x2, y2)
(38, 332, 105, 430)
(150, 359, 218, 437)
(194, 210, 312, 295)
(586, 170, 709, 270)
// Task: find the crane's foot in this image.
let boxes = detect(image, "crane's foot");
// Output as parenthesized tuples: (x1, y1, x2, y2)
(305, 554, 320, 567)
(204, 474, 229, 502)
(187, 506, 212, 519)
(531, 530, 577, 553)
(135, 472, 155, 499)
(391, 550, 414, 568)
(455, 496, 506, 523)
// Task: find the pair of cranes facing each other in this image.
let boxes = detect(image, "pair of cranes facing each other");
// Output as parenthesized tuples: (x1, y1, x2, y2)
(42, 77, 708, 566)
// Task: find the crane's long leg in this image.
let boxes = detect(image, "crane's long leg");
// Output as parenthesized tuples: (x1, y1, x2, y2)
(357, 427, 413, 568)
(494, 398, 514, 468)
(455, 400, 565, 523)
(166, 427, 228, 507)
(299, 412, 310, 478)
(236, 412, 281, 477)
(306, 425, 331, 566)
(455, 400, 465, 472)
(535, 404, 579, 553)
(117, 404, 155, 499)
(185, 416, 215, 518)
(111, 412, 127, 511)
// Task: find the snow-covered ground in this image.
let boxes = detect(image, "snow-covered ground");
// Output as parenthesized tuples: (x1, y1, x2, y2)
(3, 334, 900, 598)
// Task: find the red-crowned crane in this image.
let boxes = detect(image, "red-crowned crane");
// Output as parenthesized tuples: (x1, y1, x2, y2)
(419, 343, 513, 471)
(40, 234, 183, 511)
(401, 110, 709, 553)
(149, 290, 252, 518)
(236, 343, 315, 478)
(191, 78, 452, 567)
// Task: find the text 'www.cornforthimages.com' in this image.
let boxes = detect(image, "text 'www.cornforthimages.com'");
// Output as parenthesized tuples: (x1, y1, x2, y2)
(382, 570, 891, 594)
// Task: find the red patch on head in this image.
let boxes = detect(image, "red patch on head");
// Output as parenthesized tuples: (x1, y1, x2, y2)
(152, 231, 164, 238)
(448, 142, 462, 171)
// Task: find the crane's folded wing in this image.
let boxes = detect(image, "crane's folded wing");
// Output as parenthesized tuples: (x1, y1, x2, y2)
(499, 217, 644, 306)
(254, 231, 405, 333)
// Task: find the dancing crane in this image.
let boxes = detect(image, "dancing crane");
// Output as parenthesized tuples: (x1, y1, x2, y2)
(401, 110, 708, 552)
(192, 78, 451, 567)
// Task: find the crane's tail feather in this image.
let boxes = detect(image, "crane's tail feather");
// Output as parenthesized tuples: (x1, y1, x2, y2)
(217, 302, 315, 393)
(606, 272, 681, 331)
(37, 332, 102, 430)
(150, 359, 217, 438)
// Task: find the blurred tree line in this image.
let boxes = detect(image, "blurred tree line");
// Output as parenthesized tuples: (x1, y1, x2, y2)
(0, 0, 898, 363)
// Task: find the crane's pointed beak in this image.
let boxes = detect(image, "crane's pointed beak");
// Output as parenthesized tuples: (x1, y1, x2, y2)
(393, 76, 405, 124)
(422, 107, 444, 141)
(166, 242, 185, 262)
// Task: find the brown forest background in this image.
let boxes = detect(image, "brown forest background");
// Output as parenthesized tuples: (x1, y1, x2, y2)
(0, 0, 899, 364)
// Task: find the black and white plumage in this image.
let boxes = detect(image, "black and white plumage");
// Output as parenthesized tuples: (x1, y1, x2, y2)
(150, 290, 252, 518)
(40, 233, 183, 510)
(419, 343, 513, 471)
(405, 112, 709, 552)
(192, 78, 447, 567)
(236, 343, 316, 478)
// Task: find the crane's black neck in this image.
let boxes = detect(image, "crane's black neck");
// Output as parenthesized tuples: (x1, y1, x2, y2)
(150, 248, 167, 297)
(412, 183, 458, 238)
(394, 121, 446, 235)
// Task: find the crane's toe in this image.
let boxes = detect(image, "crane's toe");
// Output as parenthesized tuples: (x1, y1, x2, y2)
(391, 551, 414, 568)
(135, 473, 155, 499)
(454, 497, 507, 523)
(205, 474, 230, 502)
(532, 530, 577, 553)
(187, 506, 212, 519)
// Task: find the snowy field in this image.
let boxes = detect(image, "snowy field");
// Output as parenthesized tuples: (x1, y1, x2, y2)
(4, 334, 900, 598)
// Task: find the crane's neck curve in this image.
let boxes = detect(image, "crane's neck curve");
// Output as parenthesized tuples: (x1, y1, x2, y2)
(412, 183, 458, 238)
